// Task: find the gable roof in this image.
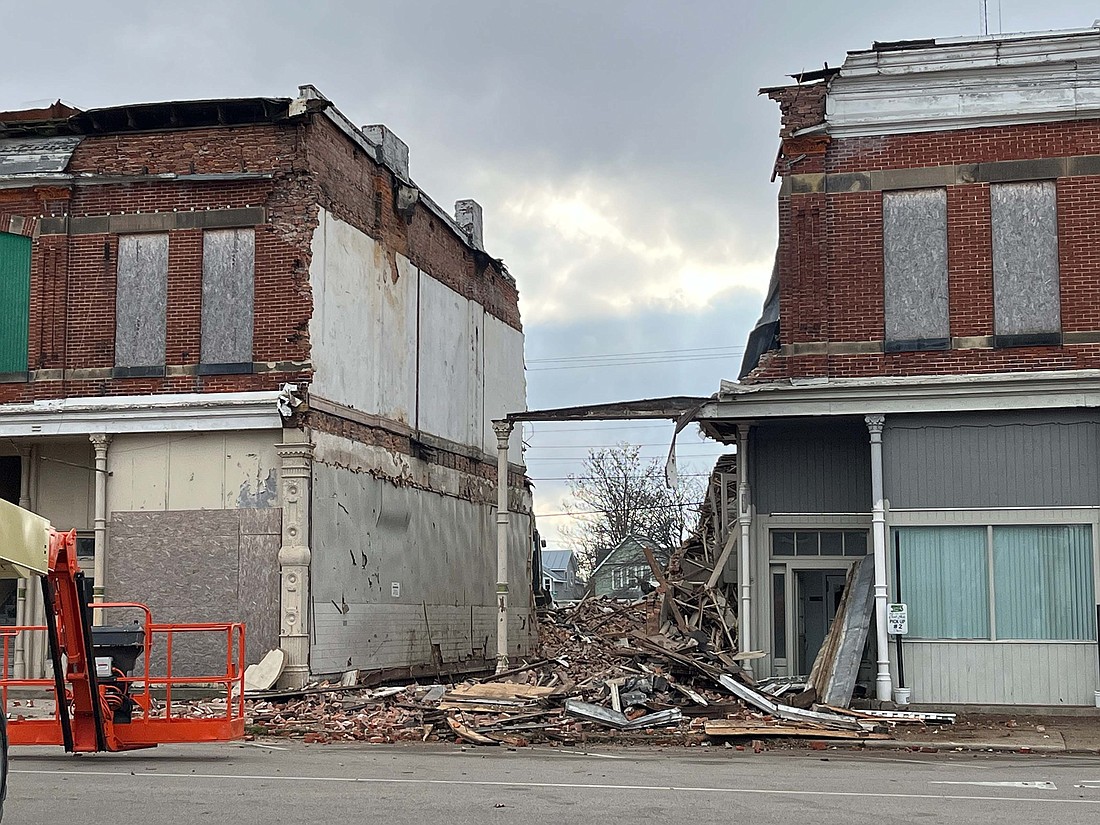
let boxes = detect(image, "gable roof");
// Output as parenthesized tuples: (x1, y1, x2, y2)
(590, 535, 670, 579)
(540, 548, 575, 573)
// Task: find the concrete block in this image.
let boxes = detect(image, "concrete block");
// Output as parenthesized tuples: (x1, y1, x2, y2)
(362, 125, 410, 180)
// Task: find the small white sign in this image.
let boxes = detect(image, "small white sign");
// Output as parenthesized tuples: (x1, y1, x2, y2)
(390, 581, 401, 598)
(887, 603, 908, 635)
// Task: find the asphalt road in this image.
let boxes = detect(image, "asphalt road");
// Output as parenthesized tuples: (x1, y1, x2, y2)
(7, 742, 1100, 824)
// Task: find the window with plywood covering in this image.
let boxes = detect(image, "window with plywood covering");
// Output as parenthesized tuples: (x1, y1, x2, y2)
(882, 189, 949, 352)
(200, 228, 255, 374)
(114, 233, 168, 376)
(991, 181, 1061, 347)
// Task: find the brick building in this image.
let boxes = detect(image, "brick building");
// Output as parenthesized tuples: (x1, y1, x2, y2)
(698, 26, 1100, 707)
(0, 86, 534, 686)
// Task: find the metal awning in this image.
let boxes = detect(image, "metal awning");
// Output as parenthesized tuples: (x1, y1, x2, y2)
(0, 136, 81, 177)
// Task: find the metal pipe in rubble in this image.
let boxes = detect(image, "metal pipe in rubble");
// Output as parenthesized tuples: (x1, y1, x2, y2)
(492, 419, 514, 674)
(865, 414, 893, 702)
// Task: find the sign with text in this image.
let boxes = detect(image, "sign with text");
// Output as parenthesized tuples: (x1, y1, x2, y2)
(887, 603, 908, 635)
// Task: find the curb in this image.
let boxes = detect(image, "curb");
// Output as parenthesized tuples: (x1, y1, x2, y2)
(855, 739, 1084, 754)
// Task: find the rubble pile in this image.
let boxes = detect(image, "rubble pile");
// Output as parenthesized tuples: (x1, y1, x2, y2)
(243, 592, 950, 747)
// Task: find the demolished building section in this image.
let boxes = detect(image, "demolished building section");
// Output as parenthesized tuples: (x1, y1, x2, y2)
(0, 87, 534, 687)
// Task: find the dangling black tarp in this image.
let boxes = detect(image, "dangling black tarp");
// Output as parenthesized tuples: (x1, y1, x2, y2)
(738, 252, 780, 378)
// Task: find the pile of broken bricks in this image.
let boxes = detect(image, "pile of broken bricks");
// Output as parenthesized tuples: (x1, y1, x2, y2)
(239, 595, 954, 747)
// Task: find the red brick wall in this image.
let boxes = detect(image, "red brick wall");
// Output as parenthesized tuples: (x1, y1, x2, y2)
(305, 117, 522, 331)
(1, 114, 523, 419)
(747, 117, 1100, 382)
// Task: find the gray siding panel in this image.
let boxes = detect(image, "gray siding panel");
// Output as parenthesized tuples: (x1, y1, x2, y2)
(751, 420, 871, 515)
(884, 411, 1100, 509)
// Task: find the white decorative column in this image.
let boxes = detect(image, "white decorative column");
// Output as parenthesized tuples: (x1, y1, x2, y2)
(865, 414, 893, 702)
(492, 419, 514, 674)
(736, 424, 753, 679)
(277, 440, 314, 689)
(13, 446, 32, 679)
(90, 433, 111, 626)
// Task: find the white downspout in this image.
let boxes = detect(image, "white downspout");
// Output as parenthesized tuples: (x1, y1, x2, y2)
(492, 419, 514, 673)
(91, 433, 111, 626)
(737, 424, 753, 679)
(865, 414, 893, 702)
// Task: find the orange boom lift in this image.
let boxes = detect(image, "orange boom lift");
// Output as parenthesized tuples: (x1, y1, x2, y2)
(0, 499, 245, 753)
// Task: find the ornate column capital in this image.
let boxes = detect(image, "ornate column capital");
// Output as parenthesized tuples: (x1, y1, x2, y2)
(90, 432, 112, 452)
(491, 419, 514, 447)
(864, 414, 885, 435)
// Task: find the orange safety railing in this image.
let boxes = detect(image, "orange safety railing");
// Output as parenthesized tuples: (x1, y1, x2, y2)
(1, 602, 246, 750)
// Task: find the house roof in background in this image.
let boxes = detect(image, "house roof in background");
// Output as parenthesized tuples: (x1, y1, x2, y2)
(540, 548, 575, 572)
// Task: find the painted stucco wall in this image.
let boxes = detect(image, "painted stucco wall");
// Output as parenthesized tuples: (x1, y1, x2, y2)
(308, 209, 525, 461)
(34, 439, 95, 531)
(309, 430, 536, 676)
(106, 430, 280, 513)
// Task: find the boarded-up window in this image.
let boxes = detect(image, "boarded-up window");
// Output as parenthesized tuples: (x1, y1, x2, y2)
(201, 229, 255, 371)
(115, 234, 168, 373)
(0, 232, 31, 375)
(882, 189, 949, 352)
(991, 181, 1061, 346)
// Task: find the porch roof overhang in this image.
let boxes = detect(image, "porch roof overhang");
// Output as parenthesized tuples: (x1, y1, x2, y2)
(0, 391, 285, 438)
(697, 369, 1100, 440)
(504, 395, 710, 425)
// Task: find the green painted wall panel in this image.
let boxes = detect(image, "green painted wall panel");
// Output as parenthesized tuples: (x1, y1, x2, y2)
(0, 232, 30, 373)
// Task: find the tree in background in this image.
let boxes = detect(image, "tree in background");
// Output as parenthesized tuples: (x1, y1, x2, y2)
(561, 442, 704, 576)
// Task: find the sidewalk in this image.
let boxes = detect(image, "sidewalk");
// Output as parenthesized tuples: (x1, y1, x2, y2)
(862, 713, 1100, 754)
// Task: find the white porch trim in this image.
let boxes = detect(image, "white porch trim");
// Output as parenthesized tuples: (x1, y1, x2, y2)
(0, 391, 284, 437)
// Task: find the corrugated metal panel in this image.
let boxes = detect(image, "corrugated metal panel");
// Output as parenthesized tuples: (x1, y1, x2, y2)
(884, 411, 1100, 509)
(309, 461, 535, 673)
(903, 641, 1098, 705)
(751, 419, 870, 514)
(0, 232, 30, 373)
(0, 136, 80, 176)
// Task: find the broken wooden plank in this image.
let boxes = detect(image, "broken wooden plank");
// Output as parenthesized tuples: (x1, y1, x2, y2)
(447, 715, 498, 745)
(447, 682, 555, 700)
(704, 720, 886, 740)
(643, 544, 690, 633)
(705, 533, 737, 591)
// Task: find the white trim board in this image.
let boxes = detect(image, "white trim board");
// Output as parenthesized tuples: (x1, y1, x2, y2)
(0, 391, 284, 436)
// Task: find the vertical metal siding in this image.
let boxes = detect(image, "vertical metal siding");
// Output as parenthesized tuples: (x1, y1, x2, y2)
(751, 420, 870, 515)
(903, 641, 1098, 705)
(884, 412, 1100, 509)
(0, 232, 30, 373)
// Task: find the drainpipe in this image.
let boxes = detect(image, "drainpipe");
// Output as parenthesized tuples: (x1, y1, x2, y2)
(13, 446, 32, 679)
(90, 433, 111, 626)
(737, 424, 753, 679)
(865, 414, 893, 702)
(492, 419, 514, 673)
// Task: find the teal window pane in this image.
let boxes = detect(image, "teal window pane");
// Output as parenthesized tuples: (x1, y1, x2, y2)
(897, 526, 990, 640)
(992, 525, 1096, 641)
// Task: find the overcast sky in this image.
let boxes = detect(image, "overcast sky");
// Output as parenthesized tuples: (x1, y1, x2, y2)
(5, 1, 1098, 546)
